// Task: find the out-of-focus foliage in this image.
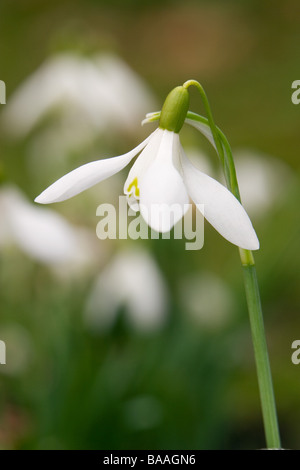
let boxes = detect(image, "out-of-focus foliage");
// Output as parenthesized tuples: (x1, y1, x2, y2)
(0, 0, 299, 450)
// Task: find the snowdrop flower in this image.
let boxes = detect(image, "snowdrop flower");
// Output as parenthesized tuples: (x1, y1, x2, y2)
(0, 185, 100, 271)
(35, 84, 259, 250)
(84, 249, 169, 332)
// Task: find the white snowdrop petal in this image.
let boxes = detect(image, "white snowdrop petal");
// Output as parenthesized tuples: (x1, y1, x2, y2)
(35, 133, 154, 204)
(181, 149, 259, 250)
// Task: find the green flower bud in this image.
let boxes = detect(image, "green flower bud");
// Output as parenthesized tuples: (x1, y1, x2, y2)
(159, 86, 189, 133)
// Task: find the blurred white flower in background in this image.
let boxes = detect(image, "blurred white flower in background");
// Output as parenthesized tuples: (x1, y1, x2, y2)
(1, 53, 156, 139)
(84, 249, 169, 333)
(1, 53, 157, 181)
(178, 272, 235, 329)
(0, 185, 103, 276)
(233, 150, 294, 219)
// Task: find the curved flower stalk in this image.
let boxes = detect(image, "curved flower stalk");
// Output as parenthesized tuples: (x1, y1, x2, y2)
(35, 84, 259, 251)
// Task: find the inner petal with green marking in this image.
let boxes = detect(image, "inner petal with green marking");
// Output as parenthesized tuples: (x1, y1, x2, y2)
(125, 176, 140, 212)
(127, 177, 140, 198)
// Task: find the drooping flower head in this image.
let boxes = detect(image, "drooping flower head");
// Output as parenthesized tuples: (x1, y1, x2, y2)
(35, 82, 259, 250)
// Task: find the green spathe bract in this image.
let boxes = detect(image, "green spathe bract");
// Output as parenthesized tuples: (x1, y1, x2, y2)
(159, 86, 189, 133)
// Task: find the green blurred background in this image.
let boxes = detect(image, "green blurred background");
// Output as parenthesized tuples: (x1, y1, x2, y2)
(0, 0, 299, 450)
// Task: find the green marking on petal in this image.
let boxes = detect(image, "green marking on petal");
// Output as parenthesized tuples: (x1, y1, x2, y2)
(127, 177, 140, 197)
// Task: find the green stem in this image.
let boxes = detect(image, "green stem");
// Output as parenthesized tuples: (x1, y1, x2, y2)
(240, 250, 281, 449)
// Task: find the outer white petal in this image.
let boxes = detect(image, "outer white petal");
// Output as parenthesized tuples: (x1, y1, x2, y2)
(180, 149, 259, 250)
(139, 130, 190, 233)
(35, 133, 153, 204)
